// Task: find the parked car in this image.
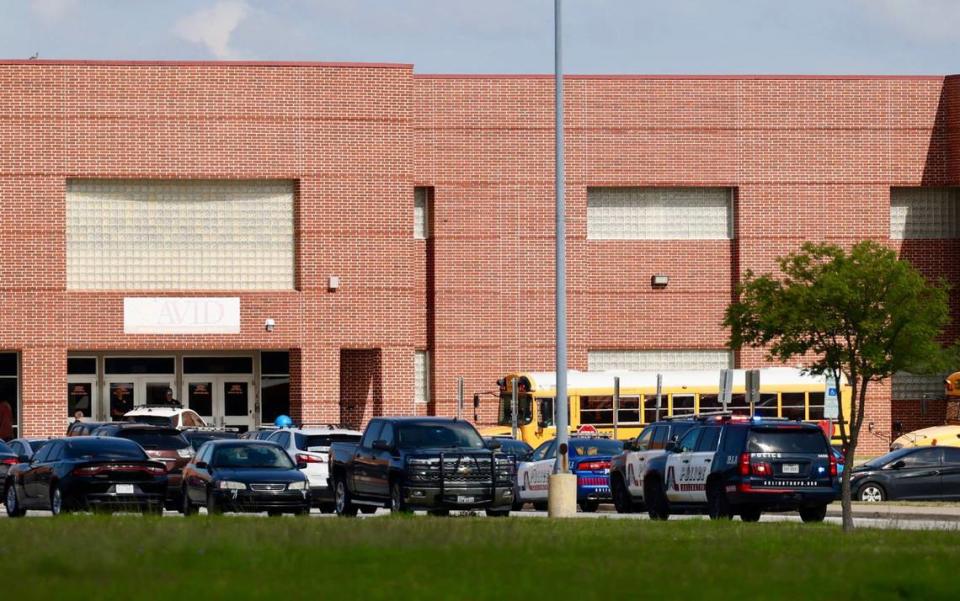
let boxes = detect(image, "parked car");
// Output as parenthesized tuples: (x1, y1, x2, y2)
(642, 415, 839, 522)
(4, 437, 167, 516)
(66, 421, 111, 437)
(182, 428, 240, 451)
(329, 417, 515, 517)
(486, 437, 533, 462)
(240, 427, 278, 440)
(6, 438, 53, 463)
(180, 440, 310, 516)
(266, 426, 363, 512)
(850, 446, 960, 502)
(610, 418, 699, 513)
(123, 405, 207, 429)
(890, 424, 960, 450)
(0, 441, 17, 483)
(93, 423, 193, 509)
(516, 437, 623, 512)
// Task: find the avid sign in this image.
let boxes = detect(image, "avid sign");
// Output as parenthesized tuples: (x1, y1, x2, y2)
(123, 297, 241, 334)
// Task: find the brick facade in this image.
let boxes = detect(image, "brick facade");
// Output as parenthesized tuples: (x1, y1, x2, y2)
(1, 61, 958, 454)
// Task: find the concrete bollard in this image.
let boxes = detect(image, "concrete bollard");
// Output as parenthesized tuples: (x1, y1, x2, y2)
(547, 472, 577, 518)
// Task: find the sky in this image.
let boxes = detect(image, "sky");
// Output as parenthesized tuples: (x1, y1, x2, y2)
(1, 0, 959, 74)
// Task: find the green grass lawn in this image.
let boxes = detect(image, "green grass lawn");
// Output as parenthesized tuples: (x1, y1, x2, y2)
(1, 515, 957, 600)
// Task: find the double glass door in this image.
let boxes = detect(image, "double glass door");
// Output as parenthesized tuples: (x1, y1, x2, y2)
(103, 377, 176, 421)
(184, 376, 255, 431)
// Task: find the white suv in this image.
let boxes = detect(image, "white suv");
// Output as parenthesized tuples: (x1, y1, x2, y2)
(609, 419, 698, 513)
(124, 405, 208, 430)
(267, 426, 362, 512)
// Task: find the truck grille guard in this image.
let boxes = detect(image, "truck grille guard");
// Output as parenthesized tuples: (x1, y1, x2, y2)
(409, 453, 516, 502)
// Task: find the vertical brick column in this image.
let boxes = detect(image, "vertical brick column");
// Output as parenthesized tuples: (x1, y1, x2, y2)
(20, 346, 67, 436)
(291, 345, 340, 425)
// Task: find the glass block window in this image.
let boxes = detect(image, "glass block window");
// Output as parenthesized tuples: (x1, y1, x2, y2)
(588, 350, 733, 371)
(890, 188, 960, 240)
(414, 350, 430, 404)
(414, 187, 431, 239)
(892, 372, 948, 400)
(66, 180, 295, 290)
(587, 187, 733, 239)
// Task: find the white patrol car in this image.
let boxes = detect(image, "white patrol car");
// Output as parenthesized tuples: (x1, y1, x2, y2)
(123, 405, 208, 430)
(266, 426, 363, 512)
(609, 419, 699, 513)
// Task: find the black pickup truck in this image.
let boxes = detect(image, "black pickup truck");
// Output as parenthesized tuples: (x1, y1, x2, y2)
(328, 417, 515, 516)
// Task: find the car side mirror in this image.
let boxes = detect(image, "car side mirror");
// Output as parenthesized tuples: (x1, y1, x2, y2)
(372, 440, 391, 452)
(297, 461, 308, 470)
(664, 441, 677, 453)
(196, 461, 208, 470)
(889, 460, 906, 470)
(486, 439, 502, 450)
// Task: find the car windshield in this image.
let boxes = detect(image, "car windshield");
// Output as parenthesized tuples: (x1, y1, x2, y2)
(863, 448, 914, 469)
(126, 415, 175, 427)
(212, 445, 294, 469)
(119, 430, 190, 451)
(570, 439, 623, 456)
(299, 434, 361, 452)
(747, 428, 829, 454)
(188, 433, 238, 451)
(396, 422, 485, 450)
(491, 439, 531, 456)
(65, 439, 148, 460)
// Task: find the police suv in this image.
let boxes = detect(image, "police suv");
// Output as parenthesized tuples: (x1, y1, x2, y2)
(641, 415, 839, 522)
(609, 418, 698, 513)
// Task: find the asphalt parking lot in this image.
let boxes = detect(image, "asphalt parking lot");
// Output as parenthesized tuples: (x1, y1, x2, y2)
(5, 505, 959, 531)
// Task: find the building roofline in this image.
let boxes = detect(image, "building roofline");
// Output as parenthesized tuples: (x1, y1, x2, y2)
(414, 73, 949, 81)
(0, 59, 413, 69)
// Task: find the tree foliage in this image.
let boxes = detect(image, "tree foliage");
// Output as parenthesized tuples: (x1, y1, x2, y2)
(724, 240, 953, 531)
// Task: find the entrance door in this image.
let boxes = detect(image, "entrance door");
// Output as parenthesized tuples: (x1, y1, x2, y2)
(183, 376, 255, 431)
(103, 377, 176, 421)
(67, 377, 98, 423)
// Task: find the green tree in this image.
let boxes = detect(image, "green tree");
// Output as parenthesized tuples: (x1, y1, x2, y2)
(724, 241, 952, 531)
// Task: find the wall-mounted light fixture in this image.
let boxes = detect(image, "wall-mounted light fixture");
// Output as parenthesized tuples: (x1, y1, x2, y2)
(328, 276, 340, 291)
(264, 318, 276, 332)
(651, 274, 669, 288)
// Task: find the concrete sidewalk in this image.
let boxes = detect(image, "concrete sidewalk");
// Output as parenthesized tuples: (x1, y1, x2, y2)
(828, 503, 960, 522)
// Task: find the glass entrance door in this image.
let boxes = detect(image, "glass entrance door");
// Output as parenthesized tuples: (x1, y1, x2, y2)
(104, 377, 176, 421)
(183, 376, 255, 431)
(67, 378, 98, 423)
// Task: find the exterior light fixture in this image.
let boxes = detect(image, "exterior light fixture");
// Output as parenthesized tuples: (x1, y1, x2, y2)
(264, 318, 276, 332)
(328, 276, 340, 291)
(651, 275, 669, 288)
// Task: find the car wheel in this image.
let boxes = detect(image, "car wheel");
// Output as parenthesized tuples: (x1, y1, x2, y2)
(707, 481, 733, 520)
(579, 501, 600, 513)
(799, 504, 828, 523)
(611, 475, 635, 514)
(390, 481, 411, 514)
(485, 509, 510, 517)
(740, 507, 762, 522)
(206, 490, 222, 515)
(50, 485, 64, 516)
(5, 483, 25, 518)
(334, 477, 358, 517)
(181, 488, 197, 516)
(858, 483, 885, 503)
(644, 479, 670, 521)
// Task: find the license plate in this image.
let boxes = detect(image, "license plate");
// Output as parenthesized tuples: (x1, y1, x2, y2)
(782, 464, 799, 474)
(115, 484, 134, 494)
(456, 495, 475, 504)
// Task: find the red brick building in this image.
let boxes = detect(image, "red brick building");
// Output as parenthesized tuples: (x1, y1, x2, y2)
(1, 60, 957, 453)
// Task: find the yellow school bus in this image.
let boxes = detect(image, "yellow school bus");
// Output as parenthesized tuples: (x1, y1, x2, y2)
(480, 368, 853, 448)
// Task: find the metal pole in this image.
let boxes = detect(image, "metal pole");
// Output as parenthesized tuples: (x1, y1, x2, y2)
(456, 377, 464, 420)
(613, 376, 620, 440)
(655, 373, 662, 421)
(553, 0, 569, 475)
(511, 378, 519, 440)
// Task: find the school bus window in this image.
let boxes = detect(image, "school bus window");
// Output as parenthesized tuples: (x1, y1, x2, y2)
(617, 396, 641, 424)
(755, 393, 778, 417)
(729, 393, 748, 415)
(808, 392, 825, 420)
(537, 398, 555, 428)
(643, 395, 664, 423)
(672, 394, 694, 416)
(581, 396, 613, 425)
(781, 393, 805, 420)
(498, 393, 533, 426)
(698, 394, 720, 412)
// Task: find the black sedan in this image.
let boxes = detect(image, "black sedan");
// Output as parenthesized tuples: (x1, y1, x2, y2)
(181, 440, 310, 516)
(0, 441, 17, 482)
(850, 446, 960, 502)
(4, 437, 167, 516)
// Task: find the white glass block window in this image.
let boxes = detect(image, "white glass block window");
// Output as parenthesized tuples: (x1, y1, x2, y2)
(587, 187, 733, 240)
(890, 188, 960, 240)
(588, 350, 733, 371)
(66, 180, 295, 290)
(891, 372, 948, 401)
(414, 350, 430, 404)
(414, 187, 431, 239)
